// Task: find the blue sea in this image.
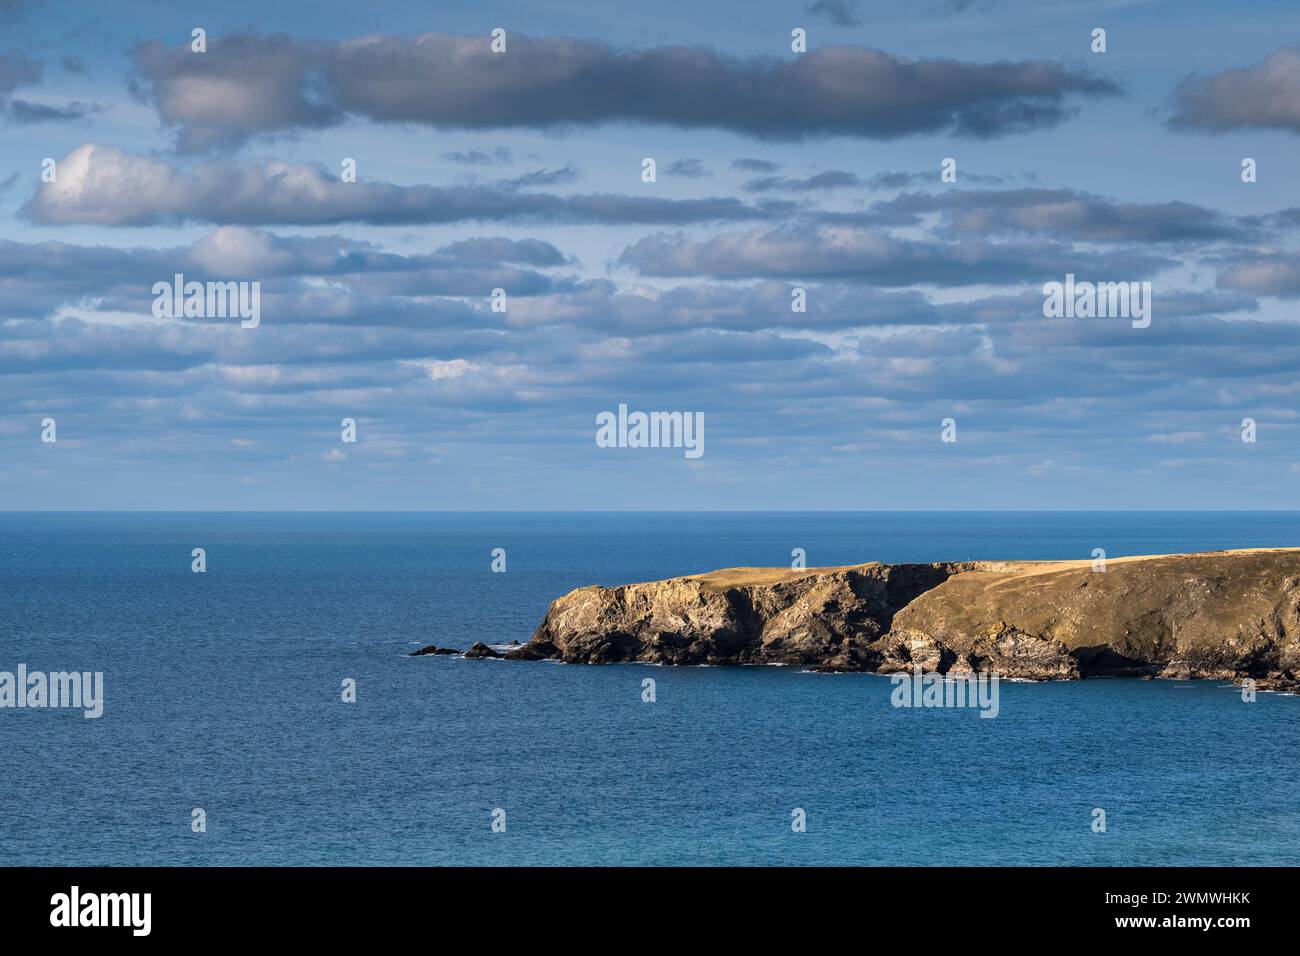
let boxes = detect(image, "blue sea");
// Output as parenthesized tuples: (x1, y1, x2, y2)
(1, 512, 1298, 866)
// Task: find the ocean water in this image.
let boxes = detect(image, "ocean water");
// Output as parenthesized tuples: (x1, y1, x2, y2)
(1, 511, 1298, 866)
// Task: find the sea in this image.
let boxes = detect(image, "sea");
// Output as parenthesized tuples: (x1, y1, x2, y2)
(1, 511, 1297, 866)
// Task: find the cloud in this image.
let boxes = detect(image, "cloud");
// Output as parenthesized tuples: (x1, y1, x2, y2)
(502, 280, 969, 333)
(7, 99, 101, 123)
(0, 225, 572, 328)
(497, 165, 579, 188)
(732, 158, 780, 172)
(804, 0, 861, 26)
(666, 158, 711, 178)
(7, 17, 1300, 511)
(853, 188, 1261, 242)
(862, 169, 1005, 189)
(1216, 251, 1300, 297)
(435, 237, 569, 267)
(1168, 47, 1300, 134)
(24, 144, 773, 227)
(5, 212, 1300, 512)
(0, 51, 40, 93)
(442, 146, 512, 165)
(619, 225, 1173, 285)
(129, 34, 338, 151)
(0, 51, 105, 123)
(741, 170, 862, 192)
(130, 32, 1121, 150)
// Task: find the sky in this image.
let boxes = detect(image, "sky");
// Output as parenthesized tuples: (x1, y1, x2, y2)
(3, 0, 1300, 509)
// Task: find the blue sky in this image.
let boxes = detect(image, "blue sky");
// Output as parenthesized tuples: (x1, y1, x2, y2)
(4, 0, 1300, 509)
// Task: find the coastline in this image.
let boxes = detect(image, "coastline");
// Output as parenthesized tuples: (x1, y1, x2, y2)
(486, 549, 1300, 691)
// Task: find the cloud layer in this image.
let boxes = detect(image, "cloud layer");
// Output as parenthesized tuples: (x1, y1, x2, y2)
(24, 145, 775, 226)
(130, 33, 1121, 150)
(6, 16, 1300, 509)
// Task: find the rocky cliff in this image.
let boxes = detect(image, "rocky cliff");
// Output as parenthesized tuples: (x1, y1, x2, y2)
(506, 549, 1300, 688)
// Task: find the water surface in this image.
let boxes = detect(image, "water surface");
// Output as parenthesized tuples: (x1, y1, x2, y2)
(1, 512, 1296, 865)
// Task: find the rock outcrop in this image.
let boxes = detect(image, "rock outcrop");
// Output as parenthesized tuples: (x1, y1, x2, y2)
(505, 549, 1300, 688)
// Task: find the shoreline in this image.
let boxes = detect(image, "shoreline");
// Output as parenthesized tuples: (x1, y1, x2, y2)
(477, 549, 1300, 691)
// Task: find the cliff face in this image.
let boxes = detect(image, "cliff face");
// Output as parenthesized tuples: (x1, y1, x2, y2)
(507, 550, 1300, 687)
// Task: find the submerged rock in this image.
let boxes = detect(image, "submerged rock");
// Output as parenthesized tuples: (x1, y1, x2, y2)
(409, 645, 460, 656)
(513, 549, 1300, 682)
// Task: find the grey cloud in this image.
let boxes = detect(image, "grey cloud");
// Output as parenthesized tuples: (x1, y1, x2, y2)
(742, 170, 862, 192)
(130, 35, 339, 151)
(24, 145, 771, 227)
(1154, 289, 1258, 317)
(936, 288, 1257, 327)
(667, 158, 711, 178)
(0, 316, 510, 376)
(180, 228, 567, 293)
(996, 314, 1300, 384)
(0, 50, 40, 93)
(436, 237, 568, 267)
(866, 171, 926, 190)
(1216, 252, 1300, 297)
(0, 226, 570, 325)
(732, 158, 780, 172)
(619, 226, 1174, 286)
(1168, 47, 1300, 134)
(130, 32, 1121, 150)
(503, 280, 967, 334)
(316, 37, 1123, 140)
(0, 50, 105, 123)
(864, 169, 1004, 189)
(614, 328, 830, 364)
(10, 242, 1300, 505)
(11, 303, 1298, 411)
(0, 236, 175, 295)
(7, 98, 101, 123)
(851, 188, 1260, 243)
(498, 165, 579, 188)
(560, 283, 1254, 337)
(804, 0, 861, 26)
(442, 146, 512, 165)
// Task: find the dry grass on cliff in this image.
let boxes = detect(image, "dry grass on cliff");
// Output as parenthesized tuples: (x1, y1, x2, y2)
(684, 548, 1300, 592)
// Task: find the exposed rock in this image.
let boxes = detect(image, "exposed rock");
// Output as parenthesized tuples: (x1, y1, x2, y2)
(514, 549, 1300, 682)
(409, 645, 460, 656)
(464, 641, 501, 659)
(1250, 670, 1300, 693)
(504, 641, 558, 661)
